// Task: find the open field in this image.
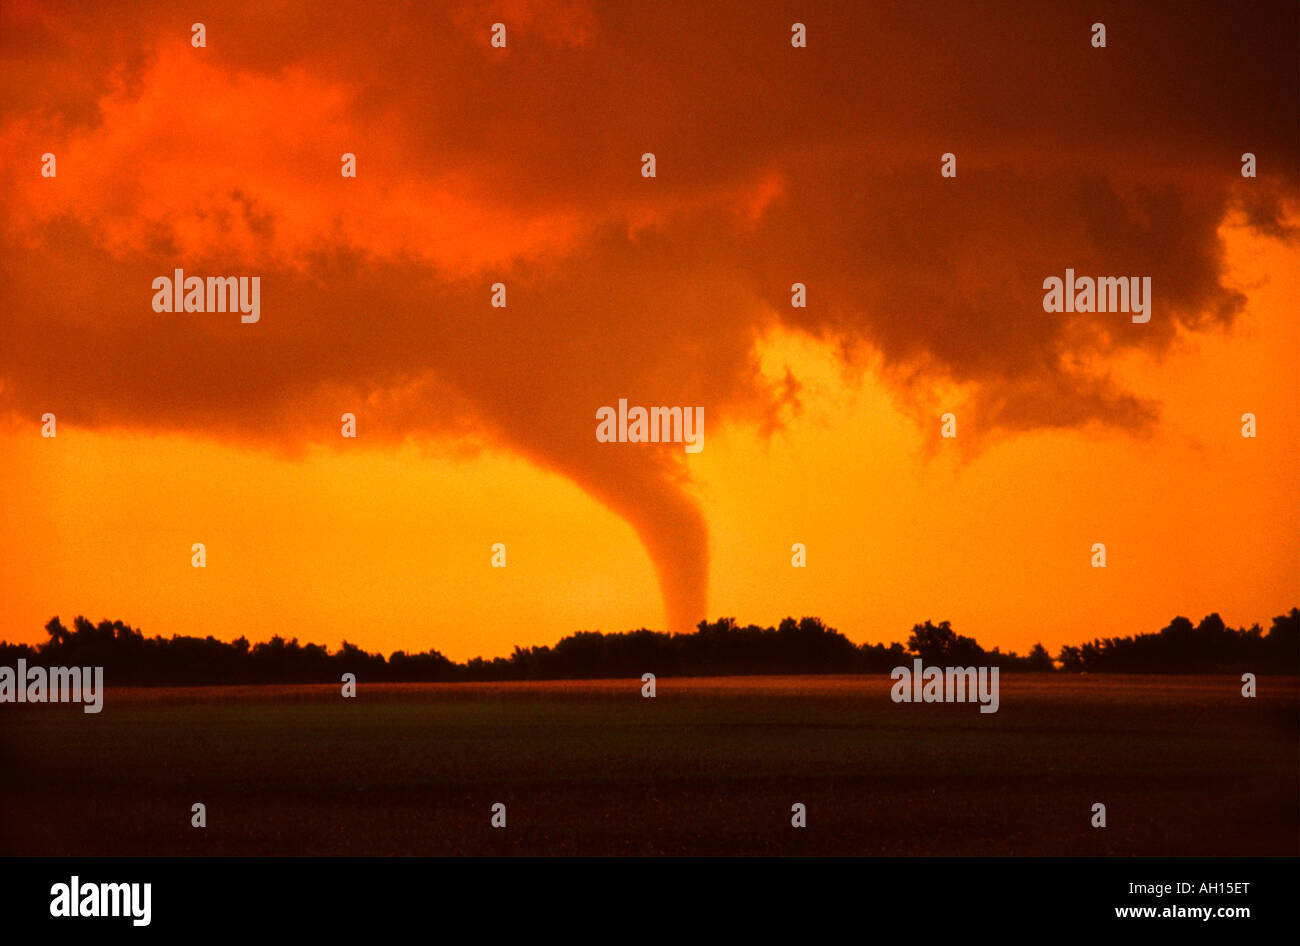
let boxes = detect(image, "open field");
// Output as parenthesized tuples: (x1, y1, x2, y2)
(1, 674, 1296, 856)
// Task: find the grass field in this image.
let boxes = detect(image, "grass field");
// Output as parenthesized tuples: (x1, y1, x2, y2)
(2, 674, 1295, 856)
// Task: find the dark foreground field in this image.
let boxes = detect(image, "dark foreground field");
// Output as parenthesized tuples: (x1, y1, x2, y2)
(1, 675, 1295, 856)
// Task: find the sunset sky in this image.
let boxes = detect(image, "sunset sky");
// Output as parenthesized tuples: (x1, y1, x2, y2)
(1, 0, 1297, 661)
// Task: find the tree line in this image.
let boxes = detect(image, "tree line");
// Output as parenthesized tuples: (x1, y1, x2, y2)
(0, 610, 1294, 686)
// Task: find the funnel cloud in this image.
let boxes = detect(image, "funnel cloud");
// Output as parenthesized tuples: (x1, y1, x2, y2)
(1, 1, 1296, 631)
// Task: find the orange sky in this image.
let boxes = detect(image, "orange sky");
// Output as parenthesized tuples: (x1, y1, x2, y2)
(1, 1, 1297, 660)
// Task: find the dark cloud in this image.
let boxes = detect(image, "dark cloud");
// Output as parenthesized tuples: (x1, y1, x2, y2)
(1, 0, 1296, 629)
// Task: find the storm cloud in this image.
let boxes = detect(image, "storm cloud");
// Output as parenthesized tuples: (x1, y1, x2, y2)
(1, 0, 1296, 630)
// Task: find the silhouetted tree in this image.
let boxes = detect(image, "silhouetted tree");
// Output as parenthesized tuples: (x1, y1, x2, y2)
(3, 608, 1296, 685)
(1025, 643, 1055, 671)
(907, 620, 984, 664)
